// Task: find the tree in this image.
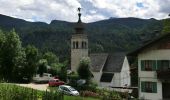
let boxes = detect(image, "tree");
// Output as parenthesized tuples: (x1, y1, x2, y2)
(162, 18, 170, 34)
(58, 61, 68, 81)
(24, 45, 39, 81)
(0, 30, 6, 79)
(0, 30, 6, 49)
(0, 29, 25, 81)
(43, 52, 59, 66)
(37, 59, 47, 77)
(77, 57, 92, 83)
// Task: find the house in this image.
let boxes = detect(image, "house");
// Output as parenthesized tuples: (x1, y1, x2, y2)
(70, 8, 131, 90)
(128, 33, 170, 100)
(90, 53, 131, 91)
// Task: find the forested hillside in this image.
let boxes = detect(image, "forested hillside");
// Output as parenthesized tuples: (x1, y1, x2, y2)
(0, 14, 164, 60)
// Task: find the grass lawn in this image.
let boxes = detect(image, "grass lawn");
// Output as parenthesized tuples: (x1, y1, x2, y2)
(64, 95, 99, 100)
(48, 86, 99, 100)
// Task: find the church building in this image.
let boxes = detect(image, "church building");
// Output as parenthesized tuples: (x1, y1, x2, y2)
(71, 8, 131, 90)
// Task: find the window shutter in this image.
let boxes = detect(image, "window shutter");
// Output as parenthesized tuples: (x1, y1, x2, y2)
(141, 60, 145, 71)
(152, 60, 157, 71)
(141, 81, 145, 92)
(153, 82, 157, 93)
(157, 60, 161, 70)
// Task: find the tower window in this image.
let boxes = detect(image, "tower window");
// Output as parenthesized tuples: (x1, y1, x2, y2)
(82, 42, 84, 49)
(73, 41, 76, 49)
(84, 42, 87, 49)
(81, 41, 87, 49)
(76, 41, 79, 49)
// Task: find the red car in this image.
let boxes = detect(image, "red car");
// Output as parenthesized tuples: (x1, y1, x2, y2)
(48, 79, 65, 87)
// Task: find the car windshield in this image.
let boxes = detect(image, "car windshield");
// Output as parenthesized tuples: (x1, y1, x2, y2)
(69, 87, 76, 91)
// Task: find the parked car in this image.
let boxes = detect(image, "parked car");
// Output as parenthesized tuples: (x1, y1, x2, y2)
(58, 85, 79, 96)
(48, 79, 65, 87)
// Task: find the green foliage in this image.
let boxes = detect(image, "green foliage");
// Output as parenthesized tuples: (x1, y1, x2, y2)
(95, 89, 122, 100)
(162, 18, 170, 34)
(77, 57, 92, 81)
(0, 29, 6, 49)
(0, 83, 64, 100)
(58, 61, 68, 81)
(0, 29, 26, 82)
(24, 45, 39, 81)
(43, 52, 59, 66)
(80, 91, 99, 98)
(37, 59, 48, 76)
(0, 15, 164, 60)
(0, 29, 68, 82)
(67, 73, 79, 87)
(0, 30, 6, 79)
(64, 95, 99, 100)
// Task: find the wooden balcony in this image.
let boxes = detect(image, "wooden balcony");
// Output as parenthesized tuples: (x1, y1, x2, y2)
(157, 68, 170, 80)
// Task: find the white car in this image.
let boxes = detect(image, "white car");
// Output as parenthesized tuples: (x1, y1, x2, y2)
(58, 85, 79, 96)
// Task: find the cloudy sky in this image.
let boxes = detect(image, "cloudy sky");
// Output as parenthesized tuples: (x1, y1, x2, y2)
(0, 0, 170, 23)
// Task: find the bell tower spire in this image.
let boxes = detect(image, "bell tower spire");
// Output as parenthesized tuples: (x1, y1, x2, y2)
(75, 7, 84, 34)
(71, 8, 88, 72)
(78, 7, 82, 22)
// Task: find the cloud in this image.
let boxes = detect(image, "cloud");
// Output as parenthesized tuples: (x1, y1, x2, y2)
(0, 0, 169, 23)
(86, 0, 170, 19)
(0, 0, 81, 23)
(158, 0, 170, 14)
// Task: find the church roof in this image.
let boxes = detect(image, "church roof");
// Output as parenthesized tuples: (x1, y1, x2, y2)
(90, 53, 108, 72)
(90, 52, 126, 73)
(103, 52, 125, 72)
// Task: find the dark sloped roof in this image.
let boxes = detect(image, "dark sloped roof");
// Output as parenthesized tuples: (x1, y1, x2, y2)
(128, 33, 170, 56)
(90, 53, 108, 72)
(90, 52, 126, 73)
(100, 73, 114, 82)
(102, 52, 126, 72)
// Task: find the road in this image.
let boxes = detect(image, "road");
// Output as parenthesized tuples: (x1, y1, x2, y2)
(16, 83, 49, 91)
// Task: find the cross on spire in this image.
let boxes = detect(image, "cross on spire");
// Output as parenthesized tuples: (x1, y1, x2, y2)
(77, 7, 82, 22)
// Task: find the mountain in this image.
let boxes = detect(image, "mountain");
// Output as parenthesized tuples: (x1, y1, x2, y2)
(0, 14, 163, 60)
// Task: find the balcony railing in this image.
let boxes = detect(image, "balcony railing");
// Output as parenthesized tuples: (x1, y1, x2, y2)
(157, 68, 170, 80)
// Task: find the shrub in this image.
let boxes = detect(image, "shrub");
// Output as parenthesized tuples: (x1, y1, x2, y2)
(0, 83, 64, 100)
(81, 90, 99, 98)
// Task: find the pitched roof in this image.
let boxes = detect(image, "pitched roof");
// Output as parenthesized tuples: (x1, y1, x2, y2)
(102, 52, 126, 72)
(90, 52, 126, 72)
(128, 33, 170, 56)
(89, 53, 108, 72)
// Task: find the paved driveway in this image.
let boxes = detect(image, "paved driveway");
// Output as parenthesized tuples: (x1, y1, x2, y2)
(16, 83, 49, 91)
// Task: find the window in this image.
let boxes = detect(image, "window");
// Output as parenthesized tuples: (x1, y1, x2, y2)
(84, 42, 87, 49)
(63, 87, 70, 92)
(141, 60, 156, 71)
(76, 41, 79, 49)
(81, 41, 87, 49)
(73, 41, 76, 49)
(141, 81, 157, 93)
(100, 73, 114, 82)
(157, 60, 170, 70)
(82, 42, 84, 49)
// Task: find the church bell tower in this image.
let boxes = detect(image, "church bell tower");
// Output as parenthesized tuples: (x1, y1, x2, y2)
(71, 8, 88, 72)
